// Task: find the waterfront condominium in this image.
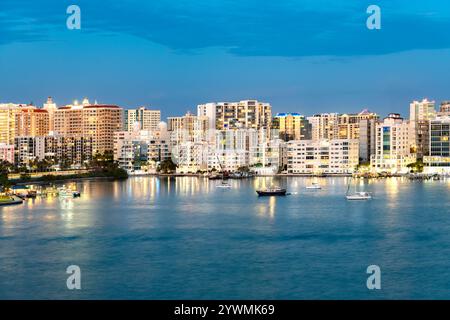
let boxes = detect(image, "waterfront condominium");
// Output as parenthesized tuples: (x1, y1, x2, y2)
(286, 139, 359, 174)
(370, 113, 416, 174)
(14, 134, 93, 168)
(54, 99, 123, 154)
(123, 107, 161, 132)
(113, 124, 170, 173)
(167, 112, 210, 172)
(423, 115, 450, 174)
(0, 103, 21, 145)
(307, 110, 379, 162)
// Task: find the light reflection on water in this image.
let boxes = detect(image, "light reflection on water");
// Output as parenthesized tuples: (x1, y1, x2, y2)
(0, 176, 449, 299)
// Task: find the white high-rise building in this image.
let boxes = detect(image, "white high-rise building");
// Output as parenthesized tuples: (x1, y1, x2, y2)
(124, 107, 161, 132)
(114, 126, 170, 173)
(287, 139, 359, 174)
(370, 113, 416, 173)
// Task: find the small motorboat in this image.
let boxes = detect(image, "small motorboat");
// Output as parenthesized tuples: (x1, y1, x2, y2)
(306, 182, 322, 190)
(256, 187, 287, 196)
(346, 191, 372, 200)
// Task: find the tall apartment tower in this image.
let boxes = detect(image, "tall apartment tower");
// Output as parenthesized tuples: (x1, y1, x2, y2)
(307, 110, 379, 162)
(371, 113, 416, 173)
(409, 99, 436, 159)
(0, 103, 20, 144)
(197, 100, 272, 131)
(124, 107, 161, 132)
(54, 101, 123, 154)
(15, 105, 50, 137)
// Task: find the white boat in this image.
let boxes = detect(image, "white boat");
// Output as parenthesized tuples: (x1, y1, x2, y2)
(306, 182, 321, 190)
(216, 182, 232, 189)
(346, 178, 371, 201)
(346, 191, 372, 200)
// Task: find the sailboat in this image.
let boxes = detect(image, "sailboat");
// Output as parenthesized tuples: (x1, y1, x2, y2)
(215, 155, 231, 189)
(346, 177, 371, 200)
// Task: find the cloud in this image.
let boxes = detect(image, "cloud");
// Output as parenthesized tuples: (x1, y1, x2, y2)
(1, 0, 450, 57)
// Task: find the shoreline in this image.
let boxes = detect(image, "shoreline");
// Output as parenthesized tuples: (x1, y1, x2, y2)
(8, 172, 447, 185)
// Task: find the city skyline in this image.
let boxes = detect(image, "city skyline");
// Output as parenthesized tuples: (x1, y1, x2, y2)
(1, 96, 447, 119)
(1, 1, 450, 116)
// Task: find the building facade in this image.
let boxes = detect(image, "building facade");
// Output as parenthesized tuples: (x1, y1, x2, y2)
(409, 99, 436, 159)
(114, 129, 170, 173)
(272, 113, 311, 141)
(198, 100, 272, 131)
(54, 102, 123, 154)
(0, 103, 20, 145)
(370, 114, 416, 174)
(124, 107, 161, 132)
(15, 105, 49, 137)
(424, 116, 450, 174)
(286, 139, 359, 174)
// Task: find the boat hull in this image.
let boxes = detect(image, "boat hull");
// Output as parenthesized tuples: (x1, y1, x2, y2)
(256, 190, 287, 196)
(346, 195, 372, 200)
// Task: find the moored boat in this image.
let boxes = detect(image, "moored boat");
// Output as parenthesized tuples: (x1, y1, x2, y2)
(306, 182, 322, 190)
(346, 191, 372, 200)
(256, 187, 287, 196)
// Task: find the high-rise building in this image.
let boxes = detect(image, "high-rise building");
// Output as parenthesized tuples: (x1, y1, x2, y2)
(208, 129, 258, 172)
(167, 112, 209, 145)
(15, 105, 49, 137)
(272, 113, 311, 141)
(307, 110, 379, 162)
(54, 100, 123, 154)
(168, 112, 210, 172)
(197, 100, 272, 131)
(114, 129, 170, 173)
(14, 136, 46, 167)
(0, 103, 20, 145)
(44, 134, 93, 168)
(409, 99, 436, 159)
(286, 139, 359, 174)
(424, 115, 450, 174)
(410, 99, 436, 122)
(370, 113, 416, 173)
(123, 107, 161, 132)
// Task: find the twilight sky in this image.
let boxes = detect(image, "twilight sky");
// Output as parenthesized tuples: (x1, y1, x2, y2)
(1, 0, 450, 118)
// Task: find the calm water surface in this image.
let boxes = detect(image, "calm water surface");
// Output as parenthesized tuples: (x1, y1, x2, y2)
(1, 176, 450, 299)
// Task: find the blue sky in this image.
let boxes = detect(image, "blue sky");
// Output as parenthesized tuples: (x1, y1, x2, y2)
(1, 0, 450, 117)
